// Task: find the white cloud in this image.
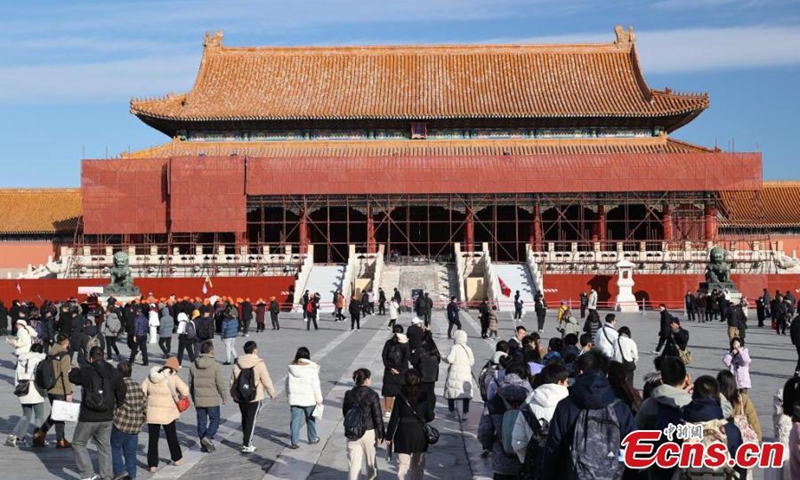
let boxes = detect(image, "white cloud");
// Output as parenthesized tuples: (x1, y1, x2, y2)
(505, 25, 800, 73)
(0, 55, 198, 104)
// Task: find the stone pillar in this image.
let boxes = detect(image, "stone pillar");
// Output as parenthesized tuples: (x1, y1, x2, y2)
(299, 210, 310, 254)
(704, 203, 717, 242)
(366, 205, 376, 254)
(662, 204, 673, 242)
(465, 206, 475, 253)
(531, 204, 543, 251)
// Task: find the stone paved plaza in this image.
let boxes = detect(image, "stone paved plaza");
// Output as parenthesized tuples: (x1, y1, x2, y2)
(1, 307, 795, 479)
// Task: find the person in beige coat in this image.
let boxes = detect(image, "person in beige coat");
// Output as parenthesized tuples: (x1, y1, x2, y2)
(231, 340, 276, 453)
(142, 357, 189, 472)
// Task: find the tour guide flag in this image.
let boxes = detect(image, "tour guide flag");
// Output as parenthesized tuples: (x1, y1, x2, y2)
(498, 276, 511, 297)
(202, 276, 213, 295)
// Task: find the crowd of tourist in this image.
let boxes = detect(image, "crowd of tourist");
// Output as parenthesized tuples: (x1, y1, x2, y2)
(2, 287, 800, 480)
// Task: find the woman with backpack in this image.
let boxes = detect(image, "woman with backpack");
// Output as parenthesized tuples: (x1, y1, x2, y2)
(718, 369, 762, 442)
(141, 357, 189, 473)
(286, 346, 323, 449)
(558, 309, 580, 339)
(478, 361, 534, 479)
(382, 325, 410, 420)
(342, 368, 384, 480)
(386, 369, 434, 480)
(102, 308, 121, 360)
(443, 330, 474, 421)
(410, 332, 441, 417)
(6, 343, 47, 446)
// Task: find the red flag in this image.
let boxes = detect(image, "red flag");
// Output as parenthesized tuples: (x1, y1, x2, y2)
(498, 276, 511, 297)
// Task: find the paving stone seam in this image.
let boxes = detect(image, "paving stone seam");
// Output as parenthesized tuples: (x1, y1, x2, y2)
(156, 315, 378, 480)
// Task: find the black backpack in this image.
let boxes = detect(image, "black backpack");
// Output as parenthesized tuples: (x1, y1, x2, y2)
(343, 390, 366, 440)
(387, 344, 403, 367)
(233, 360, 258, 403)
(184, 321, 197, 341)
(198, 318, 215, 340)
(519, 408, 549, 480)
(83, 367, 111, 412)
(35, 352, 64, 391)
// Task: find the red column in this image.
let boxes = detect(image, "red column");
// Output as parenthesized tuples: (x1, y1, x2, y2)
(531, 204, 543, 251)
(366, 205, 376, 254)
(704, 203, 717, 241)
(591, 205, 606, 244)
(235, 231, 248, 250)
(465, 206, 475, 252)
(662, 204, 673, 242)
(299, 210, 309, 254)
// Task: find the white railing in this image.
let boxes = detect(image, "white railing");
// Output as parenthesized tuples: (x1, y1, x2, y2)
(531, 242, 797, 275)
(292, 245, 315, 312)
(525, 245, 544, 294)
(341, 245, 358, 301)
(454, 243, 467, 303)
(371, 244, 386, 301)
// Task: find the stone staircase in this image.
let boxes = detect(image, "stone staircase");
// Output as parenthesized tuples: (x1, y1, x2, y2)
(396, 263, 453, 308)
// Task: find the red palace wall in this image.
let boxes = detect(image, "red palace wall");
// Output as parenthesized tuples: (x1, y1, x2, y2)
(0, 276, 295, 305)
(543, 274, 800, 310)
(0, 241, 57, 270)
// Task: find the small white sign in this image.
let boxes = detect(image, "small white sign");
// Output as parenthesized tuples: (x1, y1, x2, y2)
(78, 286, 104, 295)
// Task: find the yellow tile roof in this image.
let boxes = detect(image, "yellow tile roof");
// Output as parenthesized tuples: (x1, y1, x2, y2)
(121, 136, 713, 159)
(721, 181, 800, 228)
(131, 28, 707, 130)
(0, 189, 81, 235)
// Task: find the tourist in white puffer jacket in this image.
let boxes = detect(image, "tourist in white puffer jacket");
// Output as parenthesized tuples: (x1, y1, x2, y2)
(6, 343, 47, 446)
(511, 363, 569, 464)
(286, 347, 323, 449)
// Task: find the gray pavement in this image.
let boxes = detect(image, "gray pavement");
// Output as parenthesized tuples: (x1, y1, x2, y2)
(1, 308, 795, 479)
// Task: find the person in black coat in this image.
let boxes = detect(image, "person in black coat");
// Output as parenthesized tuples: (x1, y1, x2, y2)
(406, 319, 425, 352)
(268, 297, 280, 331)
(756, 296, 766, 327)
(239, 299, 253, 336)
(684, 291, 696, 321)
(652, 304, 671, 354)
(382, 326, 410, 415)
(661, 317, 689, 359)
(791, 313, 800, 374)
(410, 332, 440, 416)
(342, 368, 385, 479)
(542, 350, 635, 480)
(386, 369, 434, 478)
(68, 346, 126, 480)
(446, 296, 461, 339)
(378, 288, 387, 316)
(349, 294, 362, 330)
(478, 299, 490, 339)
(0, 300, 8, 335)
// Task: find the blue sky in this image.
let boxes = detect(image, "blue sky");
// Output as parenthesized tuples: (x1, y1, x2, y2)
(1, 0, 799, 187)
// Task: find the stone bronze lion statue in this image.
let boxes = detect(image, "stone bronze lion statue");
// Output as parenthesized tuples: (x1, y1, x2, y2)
(104, 251, 140, 296)
(705, 246, 732, 284)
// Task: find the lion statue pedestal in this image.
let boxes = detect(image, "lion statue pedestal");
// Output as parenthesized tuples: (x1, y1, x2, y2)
(102, 251, 141, 301)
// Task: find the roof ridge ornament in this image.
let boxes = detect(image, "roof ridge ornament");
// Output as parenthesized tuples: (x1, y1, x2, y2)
(614, 25, 635, 44)
(204, 30, 224, 49)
